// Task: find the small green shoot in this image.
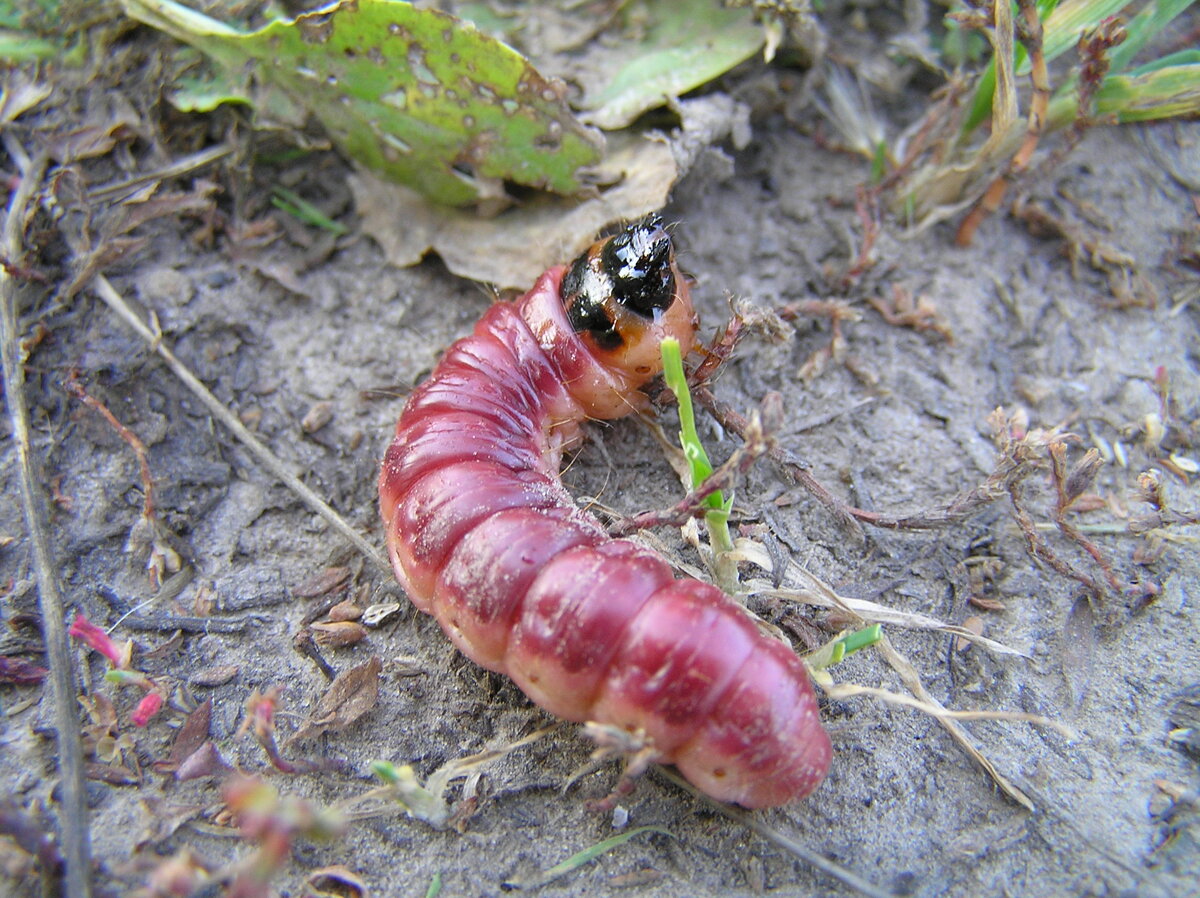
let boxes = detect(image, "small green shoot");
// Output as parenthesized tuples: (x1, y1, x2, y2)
(271, 187, 348, 236)
(424, 872, 443, 898)
(0, 32, 58, 61)
(806, 624, 884, 674)
(659, 337, 735, 562)
(501, 825, 674, 890)
(368, 760, 453, 829)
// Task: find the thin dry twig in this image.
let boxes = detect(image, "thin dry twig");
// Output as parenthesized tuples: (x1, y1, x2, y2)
(65, 372, 158, 521)
(90, 274, 390, 575)
(693, 384, 865, 538)
(652, 767, 892, 898)
(1008, 481, 1106, 600)
(85, 143, 233, 203)
(846, 441, 1042, 531)
(64, 371, 186, 587)
(0, 149, 95, 897)
(608, 407, 771, 537)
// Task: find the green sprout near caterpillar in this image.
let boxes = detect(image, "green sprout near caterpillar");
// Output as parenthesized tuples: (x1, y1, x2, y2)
(659, 338, 736, 579)
(807, 624, 884, 674)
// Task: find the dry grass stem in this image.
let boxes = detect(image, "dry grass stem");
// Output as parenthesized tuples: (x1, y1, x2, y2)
(1, 149, 95, 897)
(822, 682, 1075, 739)
(91, 274, 390, 574)
(876, 635, 1036, 810)
(652, 766, 893, 898)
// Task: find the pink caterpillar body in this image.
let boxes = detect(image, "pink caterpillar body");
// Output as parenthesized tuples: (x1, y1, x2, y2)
(379, 219, 831, 808)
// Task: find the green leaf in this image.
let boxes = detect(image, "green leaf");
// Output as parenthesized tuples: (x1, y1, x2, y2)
(122, 0, 603, 207)
(0, 29, 59, 61)
(660, 338, 723, 513)
(424, 873, 442, 898)
(1128, 49, 1200, 77)
(574, 0, 765, 129)
(1092, 63, 1200, 122)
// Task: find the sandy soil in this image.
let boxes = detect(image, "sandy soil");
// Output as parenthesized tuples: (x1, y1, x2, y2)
(1, 10, 1198, 898)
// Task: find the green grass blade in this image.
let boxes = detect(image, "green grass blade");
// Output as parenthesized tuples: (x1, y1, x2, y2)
(1047, 62, 1200, 127)
(660, 338, 717, 507)
(1107, 0, 1196, 75)
(271, 186, 349, 235)
(502, 825, 674, 890)
(659, 337, 736, 586)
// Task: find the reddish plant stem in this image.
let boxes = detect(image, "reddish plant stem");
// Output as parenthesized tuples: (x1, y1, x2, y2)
(65, 371, 157, 522)
(1008, 482, 1105, 600)
(693, 385, 864, 537)
(608, 413, 768, 538)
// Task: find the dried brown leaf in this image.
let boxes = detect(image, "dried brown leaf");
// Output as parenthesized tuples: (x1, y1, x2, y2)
(136, 802, 208, 851)
(351, 133, 677, 289)
(301, 401, 334, 434)
(158, 700, 212, 772)
(310, 620, 368, 648)
(287, 656, 382, 745)
(107, 184, 219, 238)
(968, 596, 1007, 612)
(305, 864, 369, 898)
(141, 629, 185, 661)
(174, 742, 233, 781)
(294, 566, 352, 599)
(955, 616, 985, 653)
(326, 601, 363, 623)
(85, 762, 139, 786)
(189, 664, 240, 687)
(50, 124, 131, 163)
(0, 74, 52, 123)
(0, 656, 48, 685)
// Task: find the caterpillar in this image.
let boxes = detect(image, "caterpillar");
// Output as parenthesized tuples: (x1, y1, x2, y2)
(379, 217, 831, 808)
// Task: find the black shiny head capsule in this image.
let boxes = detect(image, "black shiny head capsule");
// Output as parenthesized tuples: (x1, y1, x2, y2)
(562, 215, 677, 351)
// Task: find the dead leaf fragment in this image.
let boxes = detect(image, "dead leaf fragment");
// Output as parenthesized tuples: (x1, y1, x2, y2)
(326, 601, 363, 623)
(294, 566, 352, 599)
(188, 664, 240, 687)
(85, 762, 140, 786)
(351, 133, 677, 289)
(0, 656, 48, 685)
(157, 700, 212, 773)
(174, 742, 233, 781)
(310, 620, 368, 648)
(301, 400, 334, 434)
(0, 74, 52, 123)
(287, 656, 382, 745)
(305, 864, 369, 898)
(361, 602, 402, 628)
(955, 616, 985, 652)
